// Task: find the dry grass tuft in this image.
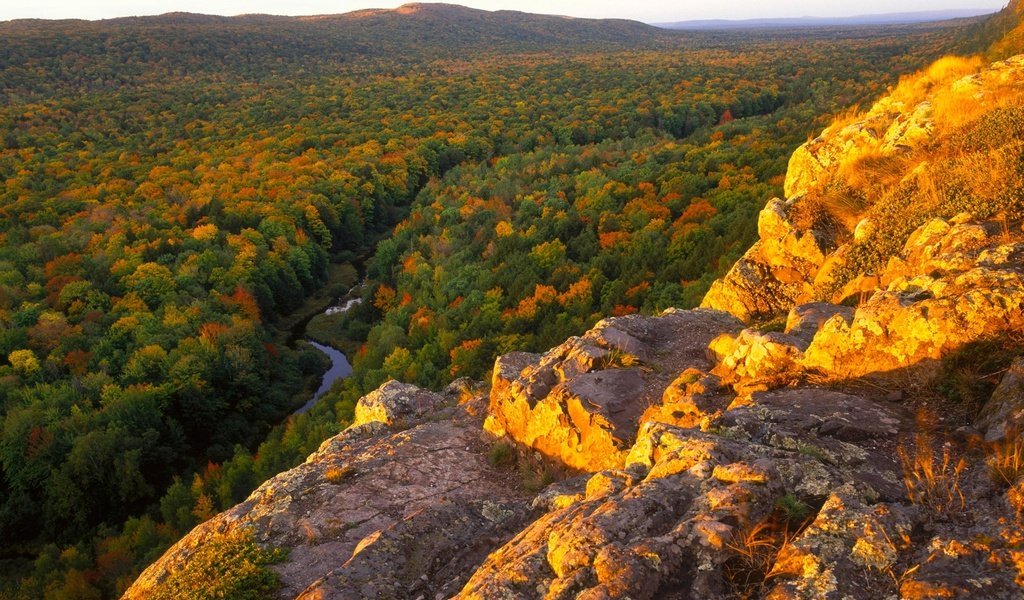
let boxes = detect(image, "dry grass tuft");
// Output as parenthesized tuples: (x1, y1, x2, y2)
(890, 55, 984, 107)
(924, 55, 984, 83)
(932, 86, 1024, 134)
(825, 104, 868, 135)
(724, 504, 817, 599)
(487, 440, 516, 468)
(989, 431, 1024, 488)
(838, 150, 912, 204)
(324, 465, 355, 484)
(724, 520, 794, 598)
(898, 424, 967, 517)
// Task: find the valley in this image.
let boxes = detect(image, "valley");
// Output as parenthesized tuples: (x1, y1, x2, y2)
(1, 2, 1022, 598)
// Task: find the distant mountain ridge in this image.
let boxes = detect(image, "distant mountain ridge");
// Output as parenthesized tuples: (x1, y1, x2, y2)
(2, 2, 664, 43)
(0, 2, 671, 87)
(0, 2, 673, 97)
(657, 8, 997, 30)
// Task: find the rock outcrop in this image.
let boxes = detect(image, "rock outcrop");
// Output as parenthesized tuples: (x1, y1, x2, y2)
(701, 198, 834, 322)
(484, 309, 743, 472)
(124, 383, 532, 600)
(802, 218, 1024, 381)
(127, 53, 1024, 600)
(703, 54, 1024, 325)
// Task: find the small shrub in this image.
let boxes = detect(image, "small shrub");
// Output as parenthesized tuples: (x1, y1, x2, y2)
(149, 530, 286, 600)
(602, 347, 640, 369)
(487, 441, 516, 468)
(935, 334, 1024, 420)
(755, 317, 787, 334)
(520, 462, 558, 493)
(775, 493, 813, 524)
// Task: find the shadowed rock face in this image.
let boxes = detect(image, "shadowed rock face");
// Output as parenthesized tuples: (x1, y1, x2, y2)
(976, 357, 1024, 442)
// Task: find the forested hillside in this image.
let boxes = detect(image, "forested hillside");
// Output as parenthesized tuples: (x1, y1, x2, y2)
(0, 3, 1012, 597)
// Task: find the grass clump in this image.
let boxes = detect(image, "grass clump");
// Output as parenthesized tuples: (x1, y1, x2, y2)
(487, 440, 516, 468)
(601, 347, 640, 369)
(723, 507, 815, 599)
(149, 530, 286, 600)
(988, 432, 1024, 488)
(486, 439, 564, 492)
(897, 429, 967, 518)
(775, 493, 813, 525)
(755, 317, 787, 334)
(521, 464, 559, 493)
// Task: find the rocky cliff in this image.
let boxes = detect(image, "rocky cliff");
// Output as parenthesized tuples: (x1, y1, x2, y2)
(125, 55, 1024, 600)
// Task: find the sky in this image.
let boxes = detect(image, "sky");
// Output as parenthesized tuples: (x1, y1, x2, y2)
(0, 0, 1007, 23)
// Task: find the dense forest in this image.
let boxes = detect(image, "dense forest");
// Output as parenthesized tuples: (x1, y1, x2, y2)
(0, 4, 1011, 597)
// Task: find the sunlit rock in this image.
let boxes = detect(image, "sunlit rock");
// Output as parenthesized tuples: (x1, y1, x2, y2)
(766, 493, 918, 600)
(351, 379, 445, 427)
(485, 309, 743, 472)
(701, 199, 832, 323)
(803, 218, 1024, 381)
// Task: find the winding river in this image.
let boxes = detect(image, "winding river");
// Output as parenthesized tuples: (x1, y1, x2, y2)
(294, 341, 353, 414)
(292, 287, 364, 415)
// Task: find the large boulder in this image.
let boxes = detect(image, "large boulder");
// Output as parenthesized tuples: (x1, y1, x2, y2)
(708, 329, 806, 394)
(351, 379, 447, 427)
(701, 199, 834, 323)
(484, 308, 744, 472)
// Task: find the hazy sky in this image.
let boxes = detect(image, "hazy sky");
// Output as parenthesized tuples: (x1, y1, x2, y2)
(1, 0, 1007, 23)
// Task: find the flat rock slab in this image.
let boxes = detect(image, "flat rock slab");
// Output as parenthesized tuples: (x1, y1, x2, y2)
(124, 402, 530, 600)
(720, 388, 909, 501)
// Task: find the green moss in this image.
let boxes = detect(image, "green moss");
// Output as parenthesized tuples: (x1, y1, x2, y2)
(149, 530, 286, 600)
(797, 442, 828, 461)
